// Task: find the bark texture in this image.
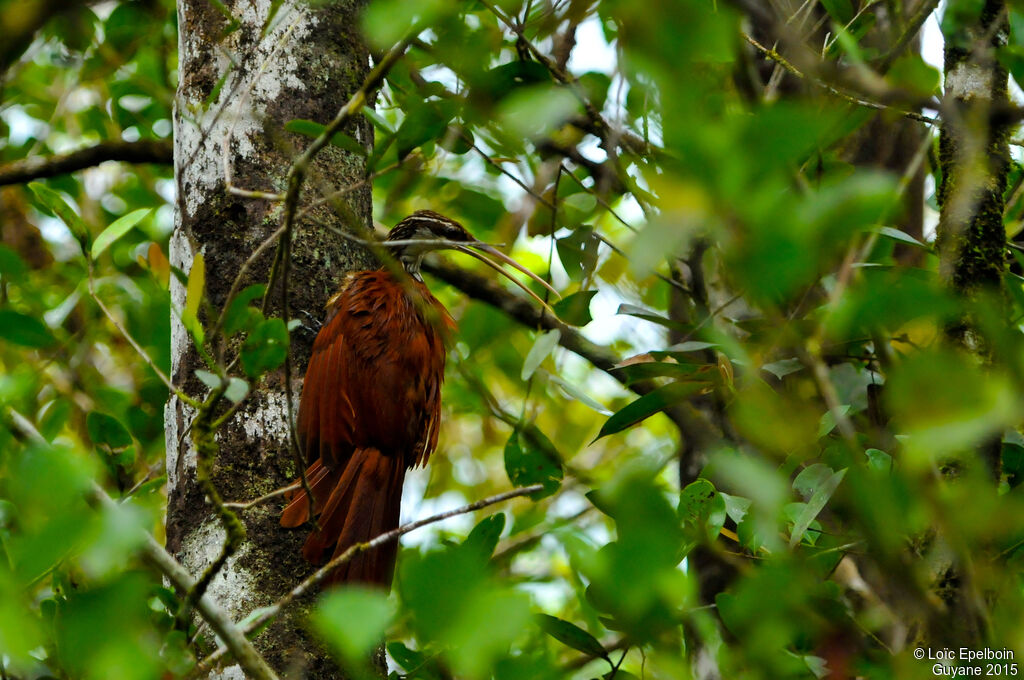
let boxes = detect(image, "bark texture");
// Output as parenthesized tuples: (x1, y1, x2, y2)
(937, 0, 1009, 298)
(168, 0, 375, 675)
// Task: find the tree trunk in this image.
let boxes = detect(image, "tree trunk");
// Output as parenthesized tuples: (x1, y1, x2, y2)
(167, 0, 375, 675)
(930, 0, 1009, 644)
(937, 0, 1009, 300)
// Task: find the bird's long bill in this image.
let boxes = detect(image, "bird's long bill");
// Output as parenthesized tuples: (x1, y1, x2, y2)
(454, 244, 560, 313)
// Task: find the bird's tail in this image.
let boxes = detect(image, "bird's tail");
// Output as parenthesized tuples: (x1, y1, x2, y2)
(280, 447, 405, 586)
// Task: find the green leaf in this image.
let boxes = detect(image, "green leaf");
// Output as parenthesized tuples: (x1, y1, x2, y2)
(719, 492, 751, 524)
(819, 0, 854, 22)
(194, 369, 221, 389)
(504, 429, 562, 498)
(387, 641, 441, 678)
(552, 289, 597, 326)
(498, 85, 579, 140)
(875, 225, 927, 249)
(679, 479, 727, 543)
(887, 54, 940, 97)
(864, 448, 893, 473)
(536, 614, 609, 661)
(86, 412, 133, 450)
(313, 587, 394, 664)
(241, 317, 289, 378)
(90, 208, 151, 260)
(660, 341, 717, 353)
(596, 382, 708, 440)
(28, 182, 90, 248)
(0, 245, 28, 281)
(610, 359, 711, 385)
(461, 514, 505, 563)
(361, 0, 448, 47)
(545, 371, 612, 415)
(225, 378, 249, 404)
(0, 309, 56, 348)
(789, 468, 846, 547)
(521, 329, 560, 380)
(616, 304, 689, 332)
(439, 124, 473, 154)
(395, 101, 456, 159)
(556, 228, 600, 280)
(223, 284, 267, 336)
(761, 358, 803, 380)
(285, 119, 366, 156)
(817, 404, 851, 438)
(361, 105, 394, 133)
(561, 193, 597, 227)
(793, 463, 834, 500)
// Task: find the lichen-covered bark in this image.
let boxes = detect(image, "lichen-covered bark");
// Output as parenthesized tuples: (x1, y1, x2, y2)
(169, 0, 375, 675)
(928, 0, 1009, 645)
(937, 0, 1009, 298)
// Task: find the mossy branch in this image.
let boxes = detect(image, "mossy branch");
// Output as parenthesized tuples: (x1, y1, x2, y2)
(177, 383, 247, 627)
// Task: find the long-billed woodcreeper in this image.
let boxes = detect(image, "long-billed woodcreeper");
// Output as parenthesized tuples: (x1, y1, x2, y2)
(280, 210, 556, 587)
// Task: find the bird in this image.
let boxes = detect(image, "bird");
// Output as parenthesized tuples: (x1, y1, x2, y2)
(280, 210, 557, 587)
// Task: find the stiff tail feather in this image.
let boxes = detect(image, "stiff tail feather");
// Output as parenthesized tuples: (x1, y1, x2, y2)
(280, 447, 405, 587)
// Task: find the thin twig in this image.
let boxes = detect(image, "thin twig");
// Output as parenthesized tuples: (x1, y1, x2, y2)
(0, 139, 172, 186)
(194, 484, 543, 673)
(224, 482, 301, 509)
(87, 265, 199, 408)
(743, 33, 938, 125)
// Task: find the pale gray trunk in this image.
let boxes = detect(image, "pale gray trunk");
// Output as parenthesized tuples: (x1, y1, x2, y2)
(168, 0, 375, 675)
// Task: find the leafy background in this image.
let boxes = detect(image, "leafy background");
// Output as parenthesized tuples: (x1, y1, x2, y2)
(2, 0, 1024, 678)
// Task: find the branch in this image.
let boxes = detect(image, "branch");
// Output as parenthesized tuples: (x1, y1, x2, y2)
(194, 484, 543, 674)
(2, 407, 279, 680)
(876, 0, 941, 72)
(0, 139, 173, 186)
(421, 257, 719, 452)
(477, 0, 658, 158)
(89, 486, 278, 680)
(742, 34, 938, 124)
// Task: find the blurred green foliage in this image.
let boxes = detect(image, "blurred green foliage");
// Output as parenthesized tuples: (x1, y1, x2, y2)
(2, 0, 1024, 678)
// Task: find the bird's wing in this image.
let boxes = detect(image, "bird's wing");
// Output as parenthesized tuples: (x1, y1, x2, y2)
(298, 272, 453, 469)
(297, 288, 358, 470)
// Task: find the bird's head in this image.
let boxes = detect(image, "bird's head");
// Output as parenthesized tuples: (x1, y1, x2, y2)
(386, 210, 558, 309)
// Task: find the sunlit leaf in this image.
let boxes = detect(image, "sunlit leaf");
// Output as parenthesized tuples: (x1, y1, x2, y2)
(545, 370, 612, 415)
(28, 182, 90, 248)
(91, 209, 151, 260)
(789, 467, 846, 548)
(596, 382, 708, 440)
(521, 329, 560, 380)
